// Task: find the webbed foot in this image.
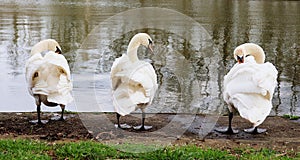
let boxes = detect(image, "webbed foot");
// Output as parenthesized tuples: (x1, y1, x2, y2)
(215, 126, 239, 134)
(244, 127, 266, 134)
(133, 125, 152, 131)
(114, 123, 132, 129)
(30, 119, 48, 125)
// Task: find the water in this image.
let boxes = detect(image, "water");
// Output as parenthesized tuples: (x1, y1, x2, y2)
(0, 1, 299, 116)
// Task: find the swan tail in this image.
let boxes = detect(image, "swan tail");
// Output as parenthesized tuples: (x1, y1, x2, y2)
(48, 74, 73, 105)
(112, 67, 157, 116)
(231, 94, 272, 127)
(112, 84, 137, 116)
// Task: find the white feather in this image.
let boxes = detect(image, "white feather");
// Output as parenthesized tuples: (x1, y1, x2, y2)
(25, 51, 73, 105)
(224, 55, 277, 127)
(110, 33, 158, 116)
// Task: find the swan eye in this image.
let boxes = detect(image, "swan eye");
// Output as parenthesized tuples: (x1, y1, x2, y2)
(148, 39, 152, 44)
(245, 54, 251, 57)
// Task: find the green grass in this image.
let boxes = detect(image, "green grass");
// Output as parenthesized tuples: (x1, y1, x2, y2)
(0, 139, 298, 159)
(0, 139, 51, 159)
(233, 147, 298, 160)
(282, 114, 300, 120)
(63, 110, 78, 114)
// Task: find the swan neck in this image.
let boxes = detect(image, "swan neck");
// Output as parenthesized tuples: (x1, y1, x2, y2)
(31, 41, 51, 56)
(251, 51, 265, 64)
(31, 46, 45, 55)
(127, 40, 140, 62)
(245, 45, 265, 64)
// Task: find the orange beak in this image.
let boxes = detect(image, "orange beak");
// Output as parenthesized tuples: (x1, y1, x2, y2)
(148, 43, 153, 53)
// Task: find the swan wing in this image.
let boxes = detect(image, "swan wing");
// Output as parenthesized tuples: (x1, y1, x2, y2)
(112, 83, 140, 116)
(26, 51, 73, 105)
(224, 62, 277, 98)
(224, 64, 261, 98)
(119, 61, 157, 103)
(25, 53, 43, 82)
(110, 54, 130, 90)
(43, 51, 72, 80)
(25, 53, 44, 96)
(252, 62, 278, 100)
(110, 54, 136, 115)
(224, 62, 277, 126)
(44, 51, 73, 104)
(111, 59, 158, 116)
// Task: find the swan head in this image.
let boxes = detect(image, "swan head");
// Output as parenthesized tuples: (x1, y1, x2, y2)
(128, 33, 153, 53)
(31, 39, 62, 55)
(233, 43, 265, 64)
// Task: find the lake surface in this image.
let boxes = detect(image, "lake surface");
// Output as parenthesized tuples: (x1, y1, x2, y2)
(0, 0, 299, 116)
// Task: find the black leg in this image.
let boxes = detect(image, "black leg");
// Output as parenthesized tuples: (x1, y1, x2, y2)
(30, 95, 49, 124)
(30, 103, 47, 125)
(215, 112, 239, 134)
(227, 112, 234, 133)
(59, 104, 65, 121)
(253, 127, 257, 133)
(116, 113, 121, 128)
(36, 95, 42, 124)
(133, 112, 152, 130)
(141, 112, 146, 130)
(115, 113, 131, 129)
(37, 104, 42, 124)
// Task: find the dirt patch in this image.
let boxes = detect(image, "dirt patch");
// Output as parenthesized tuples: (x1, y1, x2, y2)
(0, 113, 92, 141)
(0, 112, 299, 155)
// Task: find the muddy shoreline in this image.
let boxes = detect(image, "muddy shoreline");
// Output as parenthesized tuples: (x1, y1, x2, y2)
(0, 112, 299, 155)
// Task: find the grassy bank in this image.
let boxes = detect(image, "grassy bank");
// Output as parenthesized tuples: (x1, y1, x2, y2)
(0, 139, 299, 159)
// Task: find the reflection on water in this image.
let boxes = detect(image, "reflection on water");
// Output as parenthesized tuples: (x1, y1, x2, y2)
(0, 1, 299, 116)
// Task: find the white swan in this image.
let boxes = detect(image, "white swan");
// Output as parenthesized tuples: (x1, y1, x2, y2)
(217, 43, 278, 134)
(25, 39, 73, 124)
(110, 33, 158, 130)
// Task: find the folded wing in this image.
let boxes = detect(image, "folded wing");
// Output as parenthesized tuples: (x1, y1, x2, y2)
(224, 61, 277, 127)
(25, 51, 73, 105)
(111, 55, 158, 116)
